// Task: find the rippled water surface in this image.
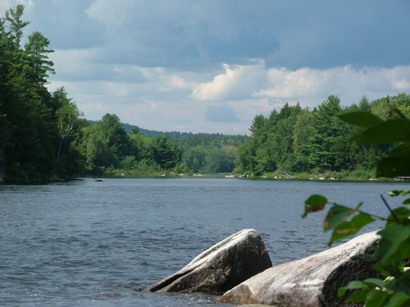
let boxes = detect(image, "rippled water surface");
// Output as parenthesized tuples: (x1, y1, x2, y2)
(0, 178, 406, 306)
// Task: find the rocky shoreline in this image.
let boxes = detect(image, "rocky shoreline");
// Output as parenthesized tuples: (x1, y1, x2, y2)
(145, 229, 380, 306)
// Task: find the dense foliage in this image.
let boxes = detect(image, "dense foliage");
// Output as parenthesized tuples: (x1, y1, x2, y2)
(303, 110, 410, 306)
(168, 132, 243, 174)
(84, 119, 245, 177)
(86, 120, 246, 176)
(0, 5, 85, 183)
(236, 94, 410, 179)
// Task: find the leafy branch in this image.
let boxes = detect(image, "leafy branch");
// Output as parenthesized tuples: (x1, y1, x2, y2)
(303, 109, 410, 306)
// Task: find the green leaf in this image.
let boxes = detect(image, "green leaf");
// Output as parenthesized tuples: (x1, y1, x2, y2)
(389, 190, 410, 197)
(337, 287, 347, 297)
(385, 292, 410, 307)
(338, 280, 369, 297)
(354, 119, 410, 145)
(402, 198, 410, 205)
(362, 278, 386, 289)
(329, 213, 375, 244)
(366, 289, 390, 307)
(323, 205, 351, 231)
(305, 194, 328, 206)
(378, 224, 410, 265)
(302, 194, 327, 218)
(323, 204, 361, 232)
(338, 111, 383, 128)
(389, 190, 405, 197)
(389, 207, 410, 224)
(376, 144, 410, 178)
(345, 288, 371, 302)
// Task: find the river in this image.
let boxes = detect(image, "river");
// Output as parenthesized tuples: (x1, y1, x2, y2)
(0, 178, 407, 306)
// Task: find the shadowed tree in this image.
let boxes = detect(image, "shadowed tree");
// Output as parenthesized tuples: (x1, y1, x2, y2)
(151, 135, 181, 169)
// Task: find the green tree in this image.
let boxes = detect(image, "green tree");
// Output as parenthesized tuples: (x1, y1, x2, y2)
(4, 4, 29, 49)
(183, 147, 207, 172)
(0, 19, 10, 180)
(84, 125, 115, 174)
(98, 113, 131, 160)
(24, 31, 55, 85)
(310, 96, 354, 172)
(293, 110, 319, 171)
(51, 88, 85, 179)
(236, 104, 303, 175)
(371, 93, 410, 120)
(236, 114, 275, 175)
(0, 5, 57, 183)
(129, 127, 151, 161)
(204, 147, 235, 173)
(83, 114, 131, 173)
(269, 103, 302, 171)
(151, 135, 181, 169)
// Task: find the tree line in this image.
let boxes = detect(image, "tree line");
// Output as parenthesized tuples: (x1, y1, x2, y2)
(0, 5, 86, 183)
(0, 5, 246, 183)
(2, 5, 409, 184)
(83, 115, 245, 177)
(235, 93, 410, 178)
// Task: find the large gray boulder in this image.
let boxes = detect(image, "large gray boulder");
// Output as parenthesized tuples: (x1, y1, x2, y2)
(145, 229, 272, 295)
(221, 231, 380, 307)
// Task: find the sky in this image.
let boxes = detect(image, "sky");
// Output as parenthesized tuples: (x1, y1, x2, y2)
(2, 0, 410, 135)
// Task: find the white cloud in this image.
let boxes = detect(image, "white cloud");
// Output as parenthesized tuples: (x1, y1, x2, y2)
(259, 67, 328, 99)
(159, 74, 191, 92)
(191, 61, 266, 100)
(191, 62, 410, 107)
(257, 65, 410, 107)
(387, 66, 410, 91)
(191, 64, 240, 100)
(48, 58, 410, 135)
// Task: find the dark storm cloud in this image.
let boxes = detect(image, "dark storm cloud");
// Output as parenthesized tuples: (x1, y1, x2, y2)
(16, 0, 410, 70)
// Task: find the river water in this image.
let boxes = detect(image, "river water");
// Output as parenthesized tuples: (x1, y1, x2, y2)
(0, 178, 407, 306)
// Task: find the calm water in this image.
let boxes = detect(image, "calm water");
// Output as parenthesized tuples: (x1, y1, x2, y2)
(0, 178, 407, 306)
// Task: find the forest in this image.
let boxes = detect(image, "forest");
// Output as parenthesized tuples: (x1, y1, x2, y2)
(1, 5, 409, 184)
(0, 5, 246, 183)
(236, 94, 410, 179)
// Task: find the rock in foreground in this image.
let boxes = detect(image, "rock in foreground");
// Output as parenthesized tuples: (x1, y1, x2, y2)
(221, 231, 379, 307)
(145, 229, 272, 295)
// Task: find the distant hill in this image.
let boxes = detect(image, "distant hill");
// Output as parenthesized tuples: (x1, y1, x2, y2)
(89, 120, 246, 139)
(122, 123, 247, 147)
(89, 120, 247, 154)
(122, 122, 193, 138)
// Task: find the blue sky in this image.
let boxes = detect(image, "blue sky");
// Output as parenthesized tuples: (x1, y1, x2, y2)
(2, 0, 410, 134)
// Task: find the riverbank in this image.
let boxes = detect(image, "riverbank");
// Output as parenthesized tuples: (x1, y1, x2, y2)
(2, 164, 403, 184)
(89, 167, 402, 183)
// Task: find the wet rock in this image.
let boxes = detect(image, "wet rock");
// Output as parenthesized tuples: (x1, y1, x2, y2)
(145, 229, 272, 295)
(221, 231, 379, 307)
